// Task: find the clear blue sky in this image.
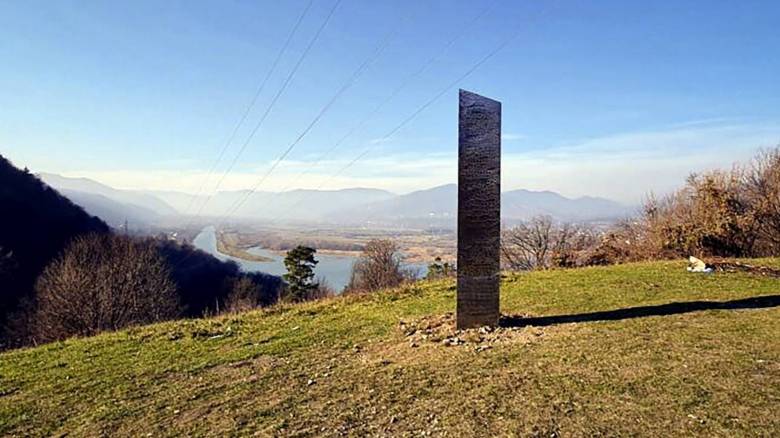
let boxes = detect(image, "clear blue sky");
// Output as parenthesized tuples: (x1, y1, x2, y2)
(2, 0, 779, 202)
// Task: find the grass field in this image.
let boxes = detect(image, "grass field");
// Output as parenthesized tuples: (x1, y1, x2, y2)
(1, 260, 779, 436)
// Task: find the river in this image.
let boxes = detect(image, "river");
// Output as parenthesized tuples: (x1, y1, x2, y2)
(192, 226, 426, 292)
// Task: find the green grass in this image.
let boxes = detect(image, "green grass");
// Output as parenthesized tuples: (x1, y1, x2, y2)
(1, 260, 779, 437)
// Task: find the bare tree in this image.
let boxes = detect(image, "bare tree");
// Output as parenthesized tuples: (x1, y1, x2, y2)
(578, 218, 653, 266)
(745, 147, 780, 254)
(550, 223, 601, 268)
(224, 276, 263, 314)
(501, 216, 598, 270)
(346, 239, 413, 293)
(501, 216, 553, 270)
(32, 234, 180, 343)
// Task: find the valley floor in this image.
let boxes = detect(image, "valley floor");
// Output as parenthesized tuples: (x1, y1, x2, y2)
(1, 260, 779, 437)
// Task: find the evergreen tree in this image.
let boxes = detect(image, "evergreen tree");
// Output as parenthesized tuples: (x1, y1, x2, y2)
(282, 246, 318, 302)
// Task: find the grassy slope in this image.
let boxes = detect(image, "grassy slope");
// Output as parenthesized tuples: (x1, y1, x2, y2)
(1, 260, 779, 437)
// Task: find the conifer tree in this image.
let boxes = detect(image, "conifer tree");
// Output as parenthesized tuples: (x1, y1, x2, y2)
(282, 246, 318, 302)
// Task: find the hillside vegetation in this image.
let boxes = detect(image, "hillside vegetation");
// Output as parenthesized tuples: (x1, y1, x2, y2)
(0, 155, 283, 348)
(0, 155, 109, 343)
(1, 260, 779, 436)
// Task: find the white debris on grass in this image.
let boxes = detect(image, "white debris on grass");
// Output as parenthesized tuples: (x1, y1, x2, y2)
(687, 256, 714, 273)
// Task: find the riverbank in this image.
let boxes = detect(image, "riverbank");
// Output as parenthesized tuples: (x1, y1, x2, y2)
(215, 231, 273, 262)
(194, 227, 414, 291)
(215, 226, 456, 265)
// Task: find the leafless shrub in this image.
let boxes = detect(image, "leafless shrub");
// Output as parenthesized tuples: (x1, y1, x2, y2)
(578, 218, 656, 266)
(501, 216, 599, 270)
(642, 169, 759, 258)
(311, 276, 336, 299)
(744, 147, 780, 254)
(224, 276, 263, 314)
(582, 146, 780, 263)
(345, 239, 414, 293)
(30, 234, 180, 343)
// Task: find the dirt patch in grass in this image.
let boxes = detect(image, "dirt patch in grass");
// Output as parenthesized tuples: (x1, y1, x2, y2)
(398, 313, 546, 351)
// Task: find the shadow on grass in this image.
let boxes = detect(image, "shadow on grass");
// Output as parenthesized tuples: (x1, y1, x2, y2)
(500, 294, 780, 328)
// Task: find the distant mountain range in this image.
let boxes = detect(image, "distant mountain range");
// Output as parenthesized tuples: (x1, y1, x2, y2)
(39, 173, 178, 228)
(152, 187, 397, 223)
(329, 184, 631, 226)
(40, 174, 632, 228)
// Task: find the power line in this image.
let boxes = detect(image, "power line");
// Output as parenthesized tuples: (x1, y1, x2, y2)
(272, 2, 554, 222)
(171, 0, 341, 270)
(191, 0, 343, 220)
(270, 0, 498, 196)
(218, 9, 411, 221)
(180, 0, 315, 218)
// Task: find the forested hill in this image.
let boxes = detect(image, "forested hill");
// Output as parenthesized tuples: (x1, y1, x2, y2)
(0, 155, 284, 348)
(0, 154, 109, 343)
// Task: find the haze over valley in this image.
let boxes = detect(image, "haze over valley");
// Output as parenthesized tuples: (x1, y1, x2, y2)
(39, 173, 631, 229)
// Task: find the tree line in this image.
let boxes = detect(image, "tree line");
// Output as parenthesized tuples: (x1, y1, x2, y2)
(501, 147, 780, 270)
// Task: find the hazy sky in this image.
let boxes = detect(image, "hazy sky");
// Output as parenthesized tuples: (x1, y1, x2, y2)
(1, 0, 779, 203)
